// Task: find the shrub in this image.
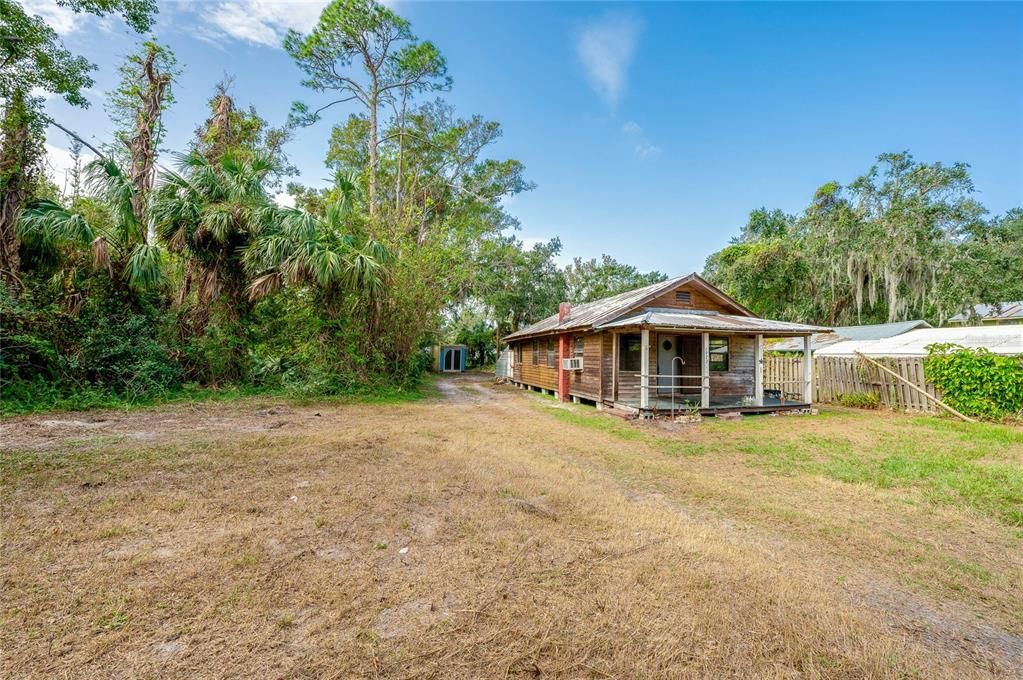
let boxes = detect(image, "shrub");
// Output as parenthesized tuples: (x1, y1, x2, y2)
(836, 391, 881, 409)
(924, 343, 1023, 420)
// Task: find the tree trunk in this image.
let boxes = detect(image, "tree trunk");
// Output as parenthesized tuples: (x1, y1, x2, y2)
(368, 88, 378, 218)
(128, 45, 172, 245)
(395, 91, 408, 219)
(202, 88, 234, 163)
(0, 92, 39, 296)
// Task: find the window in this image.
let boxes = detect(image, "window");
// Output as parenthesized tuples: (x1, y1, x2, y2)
(675, 291, 692, 304)
(709, 336, 729, 372)
(516, 343, 522, 364)
(532, 340, 539, 365)
(546, 338, 557, 368)
(619, 334, 642, 372)
(574, 336, 584, 358)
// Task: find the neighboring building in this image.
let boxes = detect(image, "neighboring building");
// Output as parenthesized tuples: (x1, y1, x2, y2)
(495, 348, 513, 378)
(432, 344, 467, 373)
(501, 273, 828, 415)
(947, 302, 1023, 326)
(815, 326, 1023, 357)
(770, 320, 932, 354)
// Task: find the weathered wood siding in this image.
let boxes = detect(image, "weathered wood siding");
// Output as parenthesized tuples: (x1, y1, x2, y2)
(600, 333, 614, 401)
(644, 284, 740, 315)
(614, 333, 655, 404)
(511, 339, 558, 391)
(709, 335, 755, 398)
(567, 333, 602, 400)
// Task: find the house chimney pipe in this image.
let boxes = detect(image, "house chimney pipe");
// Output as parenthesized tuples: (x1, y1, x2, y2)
(559, 302, 571, 323)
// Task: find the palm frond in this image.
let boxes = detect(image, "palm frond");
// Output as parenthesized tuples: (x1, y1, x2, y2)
(92, 237, 112, 276)
(247, 272, 283, 302)
(125, 243, 164, 290)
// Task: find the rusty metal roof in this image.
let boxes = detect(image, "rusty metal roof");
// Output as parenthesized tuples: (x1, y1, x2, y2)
(597, 310, 830, 335)
(503, 273, 764, 342)
(948, 302, 1023, 324)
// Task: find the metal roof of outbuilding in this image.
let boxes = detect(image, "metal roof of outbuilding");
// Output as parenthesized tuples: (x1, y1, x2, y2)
(815, 326, 1023, 357)
(948, 302, 1023, 323)
(771, 320, 932, 352)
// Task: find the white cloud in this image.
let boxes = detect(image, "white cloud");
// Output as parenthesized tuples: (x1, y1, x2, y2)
(620, 120, 642, 136)
(576, 12, 643, 107)
(620, 121, 662, 160)
(21, 0, 79, 35)
(203, 0, 329, 48)
(273, 191, 296, 208)
(633, 141, 662, 159)
(43, 143, 95, 193)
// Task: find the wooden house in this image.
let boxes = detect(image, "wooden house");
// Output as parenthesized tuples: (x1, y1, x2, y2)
(501, 273, 829, 415)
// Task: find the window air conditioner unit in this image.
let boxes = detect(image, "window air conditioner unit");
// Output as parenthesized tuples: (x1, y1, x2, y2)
(562, 357, 583, 371)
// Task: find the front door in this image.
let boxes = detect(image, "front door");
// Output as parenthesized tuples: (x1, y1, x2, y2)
(658, 335, 701, 399)
(657, 335, 679, 392)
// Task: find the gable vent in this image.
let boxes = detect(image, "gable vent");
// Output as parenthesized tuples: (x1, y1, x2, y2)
(675, 291, 692, 303)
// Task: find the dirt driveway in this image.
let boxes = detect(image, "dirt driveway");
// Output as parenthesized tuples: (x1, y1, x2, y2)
(2, 374, 1022, 678)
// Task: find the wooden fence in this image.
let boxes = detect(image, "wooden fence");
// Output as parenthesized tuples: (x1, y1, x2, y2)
(761, 356, 807, 401)
(764, 355, 939, 413)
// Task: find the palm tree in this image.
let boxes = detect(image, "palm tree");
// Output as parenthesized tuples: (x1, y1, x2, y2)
(243, 179, 390, 309)
(151, 150, 280, 315)
(17, 158, 163, 298)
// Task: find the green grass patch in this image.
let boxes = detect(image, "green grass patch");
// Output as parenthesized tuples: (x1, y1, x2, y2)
(537, 402, 1023, 527)
(541, 403, 707, 458)
(732, 417, 1023, 526)
(1, 374, 437, 417)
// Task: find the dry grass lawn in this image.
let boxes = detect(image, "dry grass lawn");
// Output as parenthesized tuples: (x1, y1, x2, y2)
(2, 373, 1022, 678)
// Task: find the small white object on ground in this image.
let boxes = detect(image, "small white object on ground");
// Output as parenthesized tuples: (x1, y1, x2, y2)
(289, 495, 298, 503)
(399, 547, 409, 555)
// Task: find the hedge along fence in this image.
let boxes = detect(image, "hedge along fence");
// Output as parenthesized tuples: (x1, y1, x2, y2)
(923, 344, 1023, 420)
(765, 347, 1023, 419)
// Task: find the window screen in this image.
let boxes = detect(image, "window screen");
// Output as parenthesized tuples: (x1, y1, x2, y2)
(574, 336, 584, 358)
(532, 340, 539, 365)
(546, 338, 557, 368)
(709, 336, 729, 371)
(619, 334, 642, 372)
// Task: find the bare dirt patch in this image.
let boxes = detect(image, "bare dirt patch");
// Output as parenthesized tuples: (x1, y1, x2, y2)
(3, 374, 1022, 678)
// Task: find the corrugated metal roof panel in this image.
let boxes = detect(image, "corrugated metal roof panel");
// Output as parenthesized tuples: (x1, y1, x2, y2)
(815, 326, 1023, 357)
(948, 302, 1023, 323)
(597, 311, 830, 334)
(771, 320, 932, 352)
(502, 274, 696, 341)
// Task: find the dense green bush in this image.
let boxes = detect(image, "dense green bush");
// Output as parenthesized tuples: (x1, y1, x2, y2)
(836, 391, 881, 409)
(1, 282, 183, 412)
(925, 343, 1023, 420)
(1, 282, 426, 414)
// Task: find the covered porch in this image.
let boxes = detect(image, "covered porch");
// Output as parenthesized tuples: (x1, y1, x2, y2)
(599, 313, 819, 416)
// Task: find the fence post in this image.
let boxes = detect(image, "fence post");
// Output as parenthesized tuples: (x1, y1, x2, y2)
(803, 336, 813, 404)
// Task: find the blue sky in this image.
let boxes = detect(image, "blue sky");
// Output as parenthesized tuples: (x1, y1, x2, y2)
(30, 0, 1023, 275)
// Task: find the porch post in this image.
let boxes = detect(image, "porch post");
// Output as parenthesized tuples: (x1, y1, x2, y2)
(640, 328, 650, 410)
(754, 334, 764, 407)
(700, 331, 710, 409)
(611, 332, 619, 402)
(803, 335, 813, 403)
(558, 333, 570, 403)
